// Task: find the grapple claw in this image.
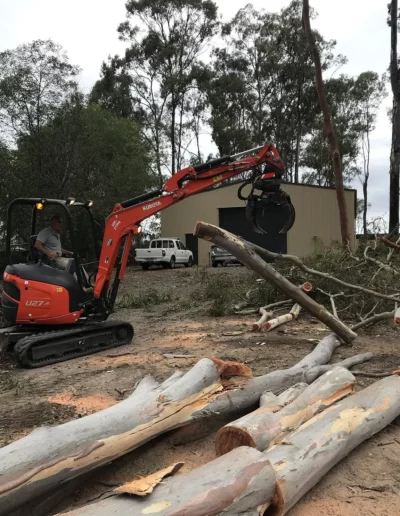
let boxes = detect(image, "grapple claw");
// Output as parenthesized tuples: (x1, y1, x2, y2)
(245, 190, 295, 235)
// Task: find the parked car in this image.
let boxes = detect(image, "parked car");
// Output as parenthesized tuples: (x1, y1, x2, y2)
(211, 245, 241, 267)
(135, 238, 194, 270)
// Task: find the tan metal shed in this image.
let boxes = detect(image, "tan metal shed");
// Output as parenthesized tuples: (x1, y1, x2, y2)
(161, 181, 356, 266)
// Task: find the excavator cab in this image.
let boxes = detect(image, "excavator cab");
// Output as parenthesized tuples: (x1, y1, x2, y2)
(5, 197, 100, 287)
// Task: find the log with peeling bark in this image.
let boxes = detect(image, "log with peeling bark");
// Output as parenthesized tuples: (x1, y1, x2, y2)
(64, 447, 277, 516)
(0, 334, 344, 514)
(194, 221, 357, 343)
(264, 374, 400, 515)
(253, 284, 311, 331)
(64, 375, 400, 516)
(215, 367, 355, 456)
(263, 303, 301, 332)
(253, 308, 273, 331)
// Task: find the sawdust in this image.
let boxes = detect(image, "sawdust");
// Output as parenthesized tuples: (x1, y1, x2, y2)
(48, 392, 117, 414)
(84, 354, 164, 367)
(287, 495, 400, 516)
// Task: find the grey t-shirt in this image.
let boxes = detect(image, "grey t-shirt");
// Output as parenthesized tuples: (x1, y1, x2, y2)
(36, 227, 62, 256)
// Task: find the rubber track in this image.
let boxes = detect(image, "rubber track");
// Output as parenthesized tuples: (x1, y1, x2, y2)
(14, 321, 134, 368)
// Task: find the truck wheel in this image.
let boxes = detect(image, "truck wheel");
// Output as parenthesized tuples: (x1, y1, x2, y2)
(169, 256, 176, 269)
(212, 261, 218, 268)
(185, 257, 193, 268)
(142, 263, 150, 271)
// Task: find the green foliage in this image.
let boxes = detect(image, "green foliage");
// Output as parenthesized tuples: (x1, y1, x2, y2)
(91, 0, 219, 177)
(205, 1, 343, 183)
(302, 73, 387, 189)
(0, 40, 157, 259)
(0, 40, 80, 141)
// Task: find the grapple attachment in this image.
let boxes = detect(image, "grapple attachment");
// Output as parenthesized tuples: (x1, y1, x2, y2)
(241, 162, 295, 235)
(246, 188, 295, 235)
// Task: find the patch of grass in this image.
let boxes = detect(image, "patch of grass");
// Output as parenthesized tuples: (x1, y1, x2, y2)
(116, 289, 173, 309)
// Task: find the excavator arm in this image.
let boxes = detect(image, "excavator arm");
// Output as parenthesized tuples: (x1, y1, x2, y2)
(94, 144, 295, 310)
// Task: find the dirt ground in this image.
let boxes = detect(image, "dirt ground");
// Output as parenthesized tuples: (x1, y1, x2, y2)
(1, 266, 400, 515)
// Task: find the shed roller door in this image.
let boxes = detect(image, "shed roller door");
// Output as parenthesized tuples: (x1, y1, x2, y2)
(219, 207, 287, 254)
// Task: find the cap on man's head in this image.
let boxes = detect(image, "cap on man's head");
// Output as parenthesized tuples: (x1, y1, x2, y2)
(51, 215, 63, 223)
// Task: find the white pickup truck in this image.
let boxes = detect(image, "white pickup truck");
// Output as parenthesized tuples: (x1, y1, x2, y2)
(135, 238, 194, 270)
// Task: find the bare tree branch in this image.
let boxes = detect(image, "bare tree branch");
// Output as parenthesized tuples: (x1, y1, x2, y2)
(351, 311, 395, 331)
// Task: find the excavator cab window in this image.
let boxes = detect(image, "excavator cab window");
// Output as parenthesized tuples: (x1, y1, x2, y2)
(5, 198, 99, 290)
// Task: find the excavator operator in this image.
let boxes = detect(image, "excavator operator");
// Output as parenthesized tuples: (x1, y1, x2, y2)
(35, 215, 74, 273)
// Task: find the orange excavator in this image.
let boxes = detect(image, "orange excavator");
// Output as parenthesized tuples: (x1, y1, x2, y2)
(0, 144, 295, 368)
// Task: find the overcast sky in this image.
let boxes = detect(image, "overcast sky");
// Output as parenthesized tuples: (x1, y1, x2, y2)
(0, 0, 392, 223)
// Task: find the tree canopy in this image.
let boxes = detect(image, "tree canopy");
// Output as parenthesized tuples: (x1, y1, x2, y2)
(0, 1, 389, 258)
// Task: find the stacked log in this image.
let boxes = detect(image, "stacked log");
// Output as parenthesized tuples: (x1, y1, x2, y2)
(0, 334, 368, 515)
(64, 375, 400, 516)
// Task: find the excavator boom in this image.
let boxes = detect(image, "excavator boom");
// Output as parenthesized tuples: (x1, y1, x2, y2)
(94, 143, 295, 306)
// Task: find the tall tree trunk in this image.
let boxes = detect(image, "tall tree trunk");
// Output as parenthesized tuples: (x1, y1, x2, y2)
(390, 100, 400, 234)
(362, 121, 370, 235)
(390, 0, 400, 234)
(294, 130, 301, 183)
(171, 97, 176, 175)
(362, 180, 368, 235)
(294, 95, 302, 183)
(302, 0, 351, 246)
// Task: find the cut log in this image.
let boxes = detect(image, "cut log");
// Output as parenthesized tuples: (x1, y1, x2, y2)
(0, 359, 223, 515)
(65, 375, 400, 516)
(201, 334, 341, 418)
(63, 447, 277, 516)
(260, 383, 307, 408)
(263, 374, 400, 515)
(215, 367, 355, 456)
(194, 222, 357, 343)
(263, 304, 301, 332)
(263, 313, 293, 331)
(0, 335, 342, 514)
(253, 308, 274, 331)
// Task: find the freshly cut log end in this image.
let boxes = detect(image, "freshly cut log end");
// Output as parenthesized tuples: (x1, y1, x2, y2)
(263, 313, 293, 331)
(302, 282, 313, 292)
(216, 367, 355, 457)
(207, 357, 253, 379)
(215, 426, 256, 456)
(253, 309, 273, 331)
